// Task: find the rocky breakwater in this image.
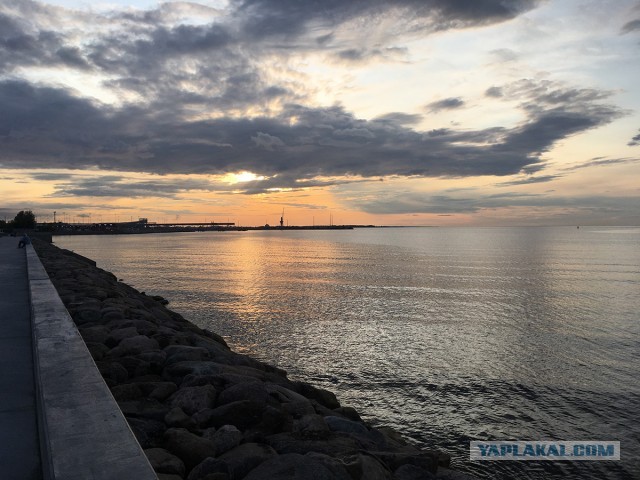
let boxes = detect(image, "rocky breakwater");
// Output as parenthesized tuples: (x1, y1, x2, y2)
(33, 240, 474, 480)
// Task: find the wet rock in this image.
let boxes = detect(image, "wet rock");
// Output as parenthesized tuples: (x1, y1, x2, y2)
(293, 414, 329, 435)
(294, 382, 340, 410)
(324, 416, 369, 436)
(167, 385, 217, 416)
(163, 428, 217, 471)
(376, 426, 414, 450)
(243, 453, 339, 480)
(145, 447, 186, 476)
(333, 406, 363, 422)
(266, 384, 316, 418)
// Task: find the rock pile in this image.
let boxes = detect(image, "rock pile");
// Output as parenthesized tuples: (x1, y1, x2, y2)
(33, 240, 473, 480)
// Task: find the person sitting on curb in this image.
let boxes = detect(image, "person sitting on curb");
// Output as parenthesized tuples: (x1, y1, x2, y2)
(17, 234, 31, 248)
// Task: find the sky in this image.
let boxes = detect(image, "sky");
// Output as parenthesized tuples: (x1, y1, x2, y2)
(1, 0, 639, 226)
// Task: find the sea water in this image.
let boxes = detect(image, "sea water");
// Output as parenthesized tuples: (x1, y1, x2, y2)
(55, 227, 640, 479)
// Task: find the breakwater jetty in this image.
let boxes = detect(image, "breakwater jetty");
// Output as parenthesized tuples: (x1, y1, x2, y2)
(16, 238, 475, 479)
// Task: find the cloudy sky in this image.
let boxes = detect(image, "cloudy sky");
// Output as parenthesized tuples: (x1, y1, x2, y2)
(1, 0, 639, 226)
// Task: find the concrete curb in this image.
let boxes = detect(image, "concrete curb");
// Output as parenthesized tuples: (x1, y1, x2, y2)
(26, 244, 158, 480)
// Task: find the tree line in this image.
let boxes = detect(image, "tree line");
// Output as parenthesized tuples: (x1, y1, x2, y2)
(0, 210, 37, 230)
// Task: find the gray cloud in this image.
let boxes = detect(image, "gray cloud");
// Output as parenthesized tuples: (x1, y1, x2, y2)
(373, 113, 423, 126)
(622, 19, 640, 33)
(0, 77, 624, 193)
(497, 175, 562, 186)
(426, 97, 465, 112)
(232, 0, 542, 40)
(47, 175, 220, 198)
(485, 86, 504, 98)
(563, 156, 640, 171)
(489, 48, 519, 62)
(628, 129, 640, 146)
(354, 190, 640, 222)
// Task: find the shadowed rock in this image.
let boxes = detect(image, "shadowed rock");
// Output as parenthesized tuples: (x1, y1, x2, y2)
(163, 428, 217, 471)
(244, 452, 341, 480)
(145, 447, 186, 477)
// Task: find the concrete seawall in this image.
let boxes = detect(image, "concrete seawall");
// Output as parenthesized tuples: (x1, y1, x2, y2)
(25, 243, 158, 479)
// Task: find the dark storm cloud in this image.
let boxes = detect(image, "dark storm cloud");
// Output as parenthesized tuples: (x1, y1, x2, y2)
(426, 97, 465, 112)
(0, 76, 624, 193)
(232, 0, 542, 40)
(628, 129, 640, 146)
(0, 0, 543, 111)
(0, 13, 90, 72)
(0, 1, 627, 197)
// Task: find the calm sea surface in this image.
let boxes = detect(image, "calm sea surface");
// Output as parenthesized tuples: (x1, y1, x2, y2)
(55, 227, 640, 479)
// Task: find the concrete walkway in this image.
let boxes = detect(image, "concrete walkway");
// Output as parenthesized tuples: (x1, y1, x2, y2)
(0, 236, 42, 479)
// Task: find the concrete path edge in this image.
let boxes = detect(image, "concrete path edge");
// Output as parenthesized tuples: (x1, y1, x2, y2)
(25, 244, 158, 480)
